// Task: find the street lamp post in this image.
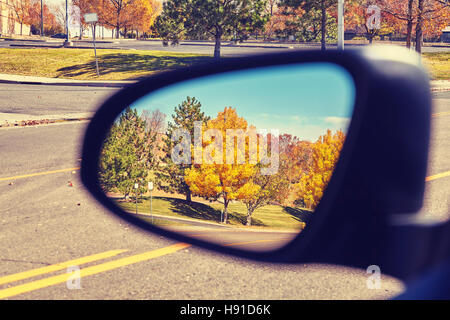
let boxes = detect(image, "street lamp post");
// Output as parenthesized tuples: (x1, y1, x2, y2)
(63, 0, 72, 47)
(338, 0, 344, 50)
(40, 0, 44, 37)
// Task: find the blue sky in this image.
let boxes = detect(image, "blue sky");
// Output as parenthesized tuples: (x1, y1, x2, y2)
(131, 62, 356, 142)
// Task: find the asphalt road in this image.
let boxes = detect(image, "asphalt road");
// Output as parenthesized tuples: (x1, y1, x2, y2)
(0, 84, 115, 116)
(1, 38, 449, 56)
(0, 88, 448, 300)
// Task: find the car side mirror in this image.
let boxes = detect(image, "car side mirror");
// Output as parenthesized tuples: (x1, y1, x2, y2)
(81, 47, 432, 279)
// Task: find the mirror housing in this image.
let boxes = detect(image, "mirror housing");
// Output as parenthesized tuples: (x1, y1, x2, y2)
(81, 48, 431, 279)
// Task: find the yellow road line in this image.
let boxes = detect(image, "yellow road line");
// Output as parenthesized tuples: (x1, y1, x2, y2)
(0, 167, 80, 182)
(426, 170, 450, 182)
(432, 111, 450, 118)
(0, 243, 189, 299)
(0, 249, 127, 286)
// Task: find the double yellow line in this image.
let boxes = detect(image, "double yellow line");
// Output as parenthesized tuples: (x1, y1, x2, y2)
(0, 243, 190, 299)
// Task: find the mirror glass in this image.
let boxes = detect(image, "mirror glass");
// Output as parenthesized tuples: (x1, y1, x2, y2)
(98, 63, 356, 252)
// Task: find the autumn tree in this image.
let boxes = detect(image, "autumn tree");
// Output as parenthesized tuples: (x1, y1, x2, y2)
(72, 0, 95, 39)
(10, 0, 32, 35)
(155, 0, 269, 59)
(414, 0, 449, 52)
(141, 109, 166, 167)
(280, 0, 336, 50)
(28, 0, 62, 35)
(380, 0, 449, 51)
(184, 107, 258, 224)
(295, 129, 345, 210)
(156, 97, 210, 203)
(73, 0, 158, 38)
(345, 0, 395, 44)
(263, 0, 288, 39)
(98, 0, 133, 38)
(275, 134, 313, 205)
(239, 161, 291, 226)
(124, 0, 160, 38)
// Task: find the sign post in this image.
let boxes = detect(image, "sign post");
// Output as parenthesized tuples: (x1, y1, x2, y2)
(148, 182, 154, 223)
(134, 183, 139, 214)
(84, 13, 100, 76)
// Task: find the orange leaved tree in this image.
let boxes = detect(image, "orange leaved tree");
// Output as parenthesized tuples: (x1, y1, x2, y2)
(295, 129, 345, 210)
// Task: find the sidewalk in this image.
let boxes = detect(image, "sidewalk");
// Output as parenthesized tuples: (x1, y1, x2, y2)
(0, 73, 134, 88)
(0, 73, 448, 90)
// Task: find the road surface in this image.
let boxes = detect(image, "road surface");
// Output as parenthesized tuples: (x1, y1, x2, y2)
(0, 84, 448, 299)
(1, 38, 448, 56)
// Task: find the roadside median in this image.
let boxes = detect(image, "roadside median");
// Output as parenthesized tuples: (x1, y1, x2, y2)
(0, 73, 134, 88)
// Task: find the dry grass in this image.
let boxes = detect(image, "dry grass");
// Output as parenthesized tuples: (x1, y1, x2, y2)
(0, 48, 213, 81)
(0, 48, 447, 80)
(422, 52, 450, 80)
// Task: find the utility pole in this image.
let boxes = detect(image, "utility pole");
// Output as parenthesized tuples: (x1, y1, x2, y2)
(63, 0, 72, 47)
(40, 0, 44, 37)
(338, 0, 345, 50)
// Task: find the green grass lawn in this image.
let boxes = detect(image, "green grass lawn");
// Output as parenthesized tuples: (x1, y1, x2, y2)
(422, 53, 450, 80)
(117, 196, 311, 231)
(0, 48, 213, 81)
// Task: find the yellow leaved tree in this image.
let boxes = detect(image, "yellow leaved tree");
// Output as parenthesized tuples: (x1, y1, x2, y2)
(295, 129, 346, 210)
(185, 107, 259, 224)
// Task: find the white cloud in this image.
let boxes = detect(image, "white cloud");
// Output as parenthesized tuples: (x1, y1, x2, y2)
(324, 116, 350, 127)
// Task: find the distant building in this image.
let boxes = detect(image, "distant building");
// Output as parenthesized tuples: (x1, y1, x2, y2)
(67, 6, 115, 39)
(69, 24, 115, 39)
(441, 26, 450, 43)
(0, 0, 30, 36)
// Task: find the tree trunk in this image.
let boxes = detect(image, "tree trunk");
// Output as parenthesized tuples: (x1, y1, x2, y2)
(321, 0, 326, 51)
(214, 32, 222, 59)
(406, 0, 414, 49)
(116, 26, 120, 39)
(415, 0, 424, 54)
(186, 188, 191, 204)
(223, 198, 229, 224)
(246, 208, 254, 226)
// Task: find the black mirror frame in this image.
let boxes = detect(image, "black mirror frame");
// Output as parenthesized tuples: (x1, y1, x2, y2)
(81, 50, 372, 264)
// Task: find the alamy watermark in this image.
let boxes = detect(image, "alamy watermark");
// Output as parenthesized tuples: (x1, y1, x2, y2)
(366, 5, 381, 30)
(66, 265, 82, 290)
(366, 265, 381, 289)
(171, 121, 279, 175)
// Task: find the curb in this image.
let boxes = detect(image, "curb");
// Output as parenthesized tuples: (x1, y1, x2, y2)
(0, 79, 132, 88)
(1, 77, 447, 91)
(0, 75, 134, 88)
(8, 43, 131, 51)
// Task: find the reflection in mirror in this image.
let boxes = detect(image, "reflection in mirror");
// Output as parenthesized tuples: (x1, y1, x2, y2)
(99, 63, 355, 252)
